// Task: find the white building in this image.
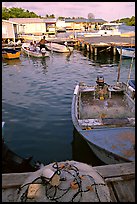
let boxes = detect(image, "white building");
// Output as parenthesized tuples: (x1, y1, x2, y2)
(9, 18, 56, 35)
(2, 19, 19, 42)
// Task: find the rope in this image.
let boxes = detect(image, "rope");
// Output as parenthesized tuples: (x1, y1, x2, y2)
(17, 161, 110, 202)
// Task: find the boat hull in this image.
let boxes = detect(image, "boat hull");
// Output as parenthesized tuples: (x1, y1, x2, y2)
(117, 47, 135, 58)
(45, 42, 73, 53)
(22, 43, 50, 58)
(71, 82, 135, 164)
(2, 48, 20, 59)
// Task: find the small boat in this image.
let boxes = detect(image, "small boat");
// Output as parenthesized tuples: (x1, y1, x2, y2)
(128, 79, 135, 90)
(2, 122, 37, 173)
(2, 48, 20, 59)
(22, 43, 50, 58)
(116, 47, 135, 58)
(71, 75, 135, 164)
(84, 23, 122, 37)
(45, 42, 73, 53)
(2, 142, 36, 173)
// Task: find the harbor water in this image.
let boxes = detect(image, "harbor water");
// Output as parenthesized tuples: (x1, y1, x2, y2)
(2, 47, 135, 167)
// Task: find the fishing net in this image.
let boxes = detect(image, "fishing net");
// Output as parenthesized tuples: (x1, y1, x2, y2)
(16, 160, 111, 202)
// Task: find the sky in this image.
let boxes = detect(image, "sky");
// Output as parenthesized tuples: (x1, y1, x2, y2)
(2, 2, 135, 22)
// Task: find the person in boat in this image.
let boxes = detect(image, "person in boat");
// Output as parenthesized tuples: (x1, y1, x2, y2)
(33, 41, 37, 50)
(64, 41, 71, 52)
(39, 36, 48, 51)
(29, 42, 35, 51)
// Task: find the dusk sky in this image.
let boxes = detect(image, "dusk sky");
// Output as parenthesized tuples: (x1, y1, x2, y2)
(2, 2, 135, 22)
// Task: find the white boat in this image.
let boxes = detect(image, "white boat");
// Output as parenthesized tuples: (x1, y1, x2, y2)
(116, 47, 135, 58)
(22, 43, 50, 58)
(84, 23, 122, 37)
(45, 42, 73, 53)
(71, 75, 135, 165)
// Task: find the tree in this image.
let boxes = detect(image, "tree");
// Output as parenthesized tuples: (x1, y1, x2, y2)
(88, 13, 95, 19)
(2, 7, 10, 20)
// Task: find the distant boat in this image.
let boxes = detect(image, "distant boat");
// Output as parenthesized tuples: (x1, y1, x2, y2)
(116, 47, 135, 58)
(45, 42, 73, 53)
(2, 48, 20, 59)
(71, 75, 135, 164)
(84, 23, 122, 37)
(22, 43, 50, 58)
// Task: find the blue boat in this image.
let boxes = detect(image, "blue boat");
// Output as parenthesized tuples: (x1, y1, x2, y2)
(71, 76, 135, 164)
(116, 47, 135, 58)
(128, 79, 135, 90)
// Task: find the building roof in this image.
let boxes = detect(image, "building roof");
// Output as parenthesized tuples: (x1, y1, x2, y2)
(2, 19, 19, 25)
(9, 18, 56, 24)
(90, 19, 107, 23)
(65, 18, 107, 23)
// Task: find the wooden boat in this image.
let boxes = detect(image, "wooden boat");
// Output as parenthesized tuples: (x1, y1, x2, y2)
(71, 75, 135, 164)
(45, 42, 73, 53)
(22, 43, 50, 58)
(2, 142, 36, 173)
(2, 48, 20, 59)
(116, 47, 135, 58)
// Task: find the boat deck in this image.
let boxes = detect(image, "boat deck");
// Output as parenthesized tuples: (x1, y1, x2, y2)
(2, 161, 135, 202)
(79, 91, 134, 121)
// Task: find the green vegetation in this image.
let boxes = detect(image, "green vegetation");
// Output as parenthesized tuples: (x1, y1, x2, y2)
(111, 16, 135, 26)
(2, 7, 39, 19)
(2, 6, 135, 26)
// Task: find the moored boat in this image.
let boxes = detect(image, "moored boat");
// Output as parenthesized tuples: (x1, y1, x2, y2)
(116, 47, 135, 58)
(45, 42, 73, 53)
(84, 23, 122, 37)
(71, 75, 135, 164)
(22, 43, 50, 58)
(2, 122, 36, 173)
(2, 48, 20, 59)
(128, 79, 135, 90)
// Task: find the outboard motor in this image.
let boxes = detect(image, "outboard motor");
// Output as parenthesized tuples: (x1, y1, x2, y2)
(41, 48, 46, 56)
(96, 75, 104, 87)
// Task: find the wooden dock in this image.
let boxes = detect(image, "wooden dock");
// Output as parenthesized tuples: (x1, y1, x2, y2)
(94, 161, 135, 202)
(75, 35, 135, 56)
(2, 161, 135, 202)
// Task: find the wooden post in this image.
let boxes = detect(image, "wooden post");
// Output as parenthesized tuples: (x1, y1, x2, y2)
(113, 46, 117, 55)
(87, 44, 89, 51)
(90, 45, 93, 53)
(94, 47, 97, 56)
(117, 47, 122, 82)
(126, 56, 134, 89)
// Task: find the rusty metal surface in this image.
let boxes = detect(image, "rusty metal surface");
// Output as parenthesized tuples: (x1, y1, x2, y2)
(82, 127, 135, 162)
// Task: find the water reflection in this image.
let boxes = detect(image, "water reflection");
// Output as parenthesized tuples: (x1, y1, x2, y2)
(2, 58, 21, 66)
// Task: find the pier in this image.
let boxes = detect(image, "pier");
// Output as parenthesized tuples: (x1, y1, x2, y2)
(2, 34, 135, 57)
(75, 35, 135, 56)
(2, 161, 135, 202)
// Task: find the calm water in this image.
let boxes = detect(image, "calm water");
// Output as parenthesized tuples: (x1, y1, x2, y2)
(2, 47, 135, 167)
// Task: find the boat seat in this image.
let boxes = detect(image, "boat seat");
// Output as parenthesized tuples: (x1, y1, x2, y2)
(108, 87, 124, 98)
